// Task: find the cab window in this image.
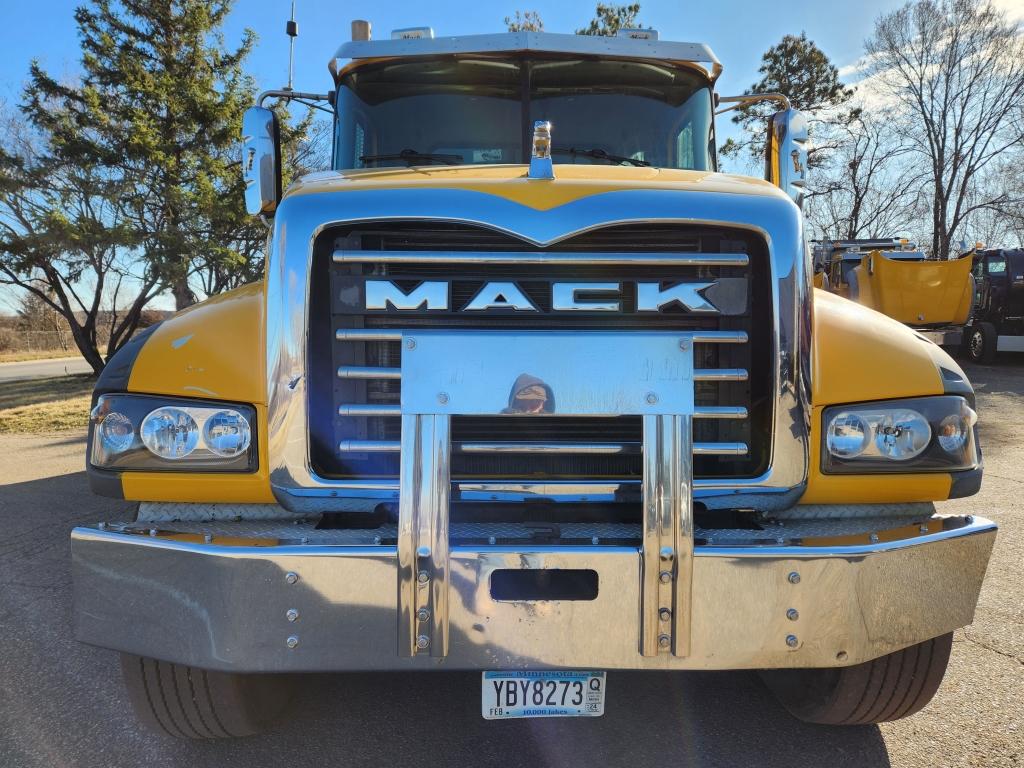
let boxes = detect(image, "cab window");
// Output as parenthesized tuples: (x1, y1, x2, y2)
(986, 257, 1007, 275)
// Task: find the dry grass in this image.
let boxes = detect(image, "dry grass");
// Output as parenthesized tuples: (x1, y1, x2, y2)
(0, 374, 94, 434)
(0, 349, 82, 364)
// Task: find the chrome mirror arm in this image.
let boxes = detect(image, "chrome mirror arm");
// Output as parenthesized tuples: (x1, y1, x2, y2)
(715, 93, 791, 116)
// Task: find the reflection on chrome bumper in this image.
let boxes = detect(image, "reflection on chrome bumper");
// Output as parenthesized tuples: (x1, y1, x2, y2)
(71, 515, 996, 673)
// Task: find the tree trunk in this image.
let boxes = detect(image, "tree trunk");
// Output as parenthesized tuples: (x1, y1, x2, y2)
(172, 275, 195, 311)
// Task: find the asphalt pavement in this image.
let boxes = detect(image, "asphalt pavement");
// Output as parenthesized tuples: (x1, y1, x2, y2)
(0, 356, 92, 382)
(0, 360, 1020, 767)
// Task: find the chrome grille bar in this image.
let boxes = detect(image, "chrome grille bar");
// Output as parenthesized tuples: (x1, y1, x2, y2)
(337, 365, 401, 380)
(459, 442, 640, 455)
(694, 406, 748, 419)
(690, 331, 748, 344)
(334, 249, 749, 267)
(693, 442, 748, 455)
(338, 404, 402, 416)
(339, 440, 401, 452)
(336, 329, 403, 341)
(694, 369, 748, 382)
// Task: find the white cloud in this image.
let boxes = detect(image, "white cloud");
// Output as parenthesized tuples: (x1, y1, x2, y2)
(992, 0, 1024, 23)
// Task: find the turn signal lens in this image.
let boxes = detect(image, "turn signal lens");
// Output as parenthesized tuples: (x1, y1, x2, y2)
(98, 411, 135, 453)
(937, 406, 976, 453)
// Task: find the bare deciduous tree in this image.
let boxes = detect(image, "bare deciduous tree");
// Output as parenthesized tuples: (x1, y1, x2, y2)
(807, 114, 924, 240)
(0, 109, 164, 374)
(865, 0, 1024, 258)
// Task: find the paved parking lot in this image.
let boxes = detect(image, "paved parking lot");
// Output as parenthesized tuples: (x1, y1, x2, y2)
(0, 360, 1020, 767)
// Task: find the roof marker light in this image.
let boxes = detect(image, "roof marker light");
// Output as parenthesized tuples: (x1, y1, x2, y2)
(392, 27, 434, 40)
(617, 28, 659, 41)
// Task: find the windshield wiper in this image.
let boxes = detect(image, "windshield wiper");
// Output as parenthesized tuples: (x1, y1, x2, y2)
(360, 149, 464, 166)
(552, 147, 650, 167)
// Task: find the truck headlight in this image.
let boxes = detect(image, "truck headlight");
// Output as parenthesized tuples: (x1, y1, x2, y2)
(823, 396, 977, 473)
(90, 394, 256, 472)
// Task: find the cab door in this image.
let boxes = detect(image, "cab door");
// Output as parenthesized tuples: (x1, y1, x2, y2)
(983, 254, 1009, 320)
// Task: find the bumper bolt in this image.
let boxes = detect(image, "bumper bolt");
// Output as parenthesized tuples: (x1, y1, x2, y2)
(286, 609, 299, 622)
(416, 545, 431, 558)
(416, 635, 430, 650)
(659, 546, 674, 561)
(659, 608, 672, 622)
(786, 634, 799, 648)
(417, 607, 430, 622)
(203, 533, 213, 544)
(787, 571, 800, 584)
(679, 339, 690, 350)
(869, 533, 879, 543)
(286, 635, 299, 649)
(659, 570, 672, 584)
(417, 570, 430, 584)
(285, 571, 299, 585)
(645, 392, 658, 405)
(405, 338, 416, 350)
(658, 634, 671, 649)
(437, 392, 449, 405)
(786, 608, 799, 621)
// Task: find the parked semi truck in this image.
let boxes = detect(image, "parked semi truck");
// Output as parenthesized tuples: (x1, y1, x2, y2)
(72, 25, 995, 738)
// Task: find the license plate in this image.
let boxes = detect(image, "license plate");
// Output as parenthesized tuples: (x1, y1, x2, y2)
(481, 671, 606, 719)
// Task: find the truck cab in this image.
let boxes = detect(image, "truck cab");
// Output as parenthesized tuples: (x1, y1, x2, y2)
(966, 248, 1024, 362)
(72, 26, 995, 738)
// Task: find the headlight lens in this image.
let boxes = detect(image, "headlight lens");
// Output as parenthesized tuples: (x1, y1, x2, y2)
(872, 410, 931, 460)
(823, 396, 978, 473)
(202, 410, 252, 457)
(825, 413, 871, 458)
(141, 408, 200, 459)
(90, 394, 256, 472)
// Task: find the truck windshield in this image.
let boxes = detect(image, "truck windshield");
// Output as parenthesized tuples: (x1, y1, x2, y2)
(334, 55, 714, 171)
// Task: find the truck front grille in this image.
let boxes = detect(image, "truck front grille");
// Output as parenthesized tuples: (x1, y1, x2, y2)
(307, 223, 772, 484)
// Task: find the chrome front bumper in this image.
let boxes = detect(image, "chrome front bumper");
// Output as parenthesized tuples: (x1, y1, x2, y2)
(71, 514, 995, 673)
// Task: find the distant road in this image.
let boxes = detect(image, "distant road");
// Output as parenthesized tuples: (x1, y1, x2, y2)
(0, 356, 92, 383)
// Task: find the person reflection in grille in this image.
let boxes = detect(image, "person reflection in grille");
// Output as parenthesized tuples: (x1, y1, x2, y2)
(502, 373, 554, 414)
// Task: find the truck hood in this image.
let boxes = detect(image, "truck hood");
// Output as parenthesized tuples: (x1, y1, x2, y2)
(285, 165, 788, 211)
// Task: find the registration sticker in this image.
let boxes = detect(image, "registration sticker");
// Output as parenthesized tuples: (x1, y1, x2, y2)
(482, 671, 606, 719)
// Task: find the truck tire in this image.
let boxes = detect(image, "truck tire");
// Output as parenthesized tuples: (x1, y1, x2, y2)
(120, 654, 294, 739)
(759, 632, 952, 725)
(965, 322, 997, 364)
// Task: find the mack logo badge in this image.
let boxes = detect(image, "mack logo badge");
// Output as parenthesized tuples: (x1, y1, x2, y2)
(363, 279, 746, 315)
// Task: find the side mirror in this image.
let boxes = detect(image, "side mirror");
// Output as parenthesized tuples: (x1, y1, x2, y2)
(765, 108, 808, 209)
(241, 106, 282, 216)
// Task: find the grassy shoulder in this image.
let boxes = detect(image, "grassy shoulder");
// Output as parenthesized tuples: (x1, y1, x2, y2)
(0, 374, 94, 434)
(0, 349, 84, 364)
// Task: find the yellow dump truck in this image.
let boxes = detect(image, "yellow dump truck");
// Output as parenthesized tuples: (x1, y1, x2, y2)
(72, 25, 994, 738)
(815, 239, 975, 344)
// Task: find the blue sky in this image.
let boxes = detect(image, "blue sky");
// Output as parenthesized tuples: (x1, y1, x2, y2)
(0, 0, 905, 105)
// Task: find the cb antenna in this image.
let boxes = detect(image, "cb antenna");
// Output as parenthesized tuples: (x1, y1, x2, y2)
(285, 0, 298, 92)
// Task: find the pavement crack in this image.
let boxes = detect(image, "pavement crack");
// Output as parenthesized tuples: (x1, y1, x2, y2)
(960, 628, 1024, 666)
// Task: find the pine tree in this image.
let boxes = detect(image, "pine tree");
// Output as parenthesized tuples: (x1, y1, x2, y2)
(721, 33, 854, 168)
(22, 0, 261, 311)
(576, 4, 642, 36)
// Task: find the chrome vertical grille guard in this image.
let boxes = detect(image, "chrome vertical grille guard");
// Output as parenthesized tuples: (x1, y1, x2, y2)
(395, 330, 695, 657)
(265, 186, 811, 512)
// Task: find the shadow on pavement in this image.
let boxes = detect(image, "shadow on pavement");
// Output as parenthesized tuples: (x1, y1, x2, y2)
(0, 469, 892, 768)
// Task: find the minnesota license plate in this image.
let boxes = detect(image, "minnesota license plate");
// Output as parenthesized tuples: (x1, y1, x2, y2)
(481, 671, 606, 720)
